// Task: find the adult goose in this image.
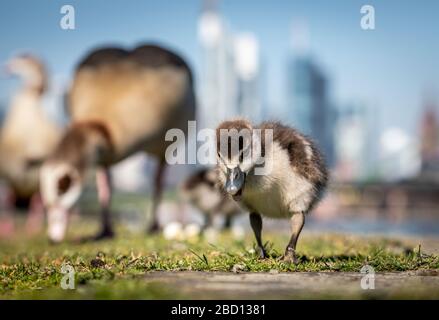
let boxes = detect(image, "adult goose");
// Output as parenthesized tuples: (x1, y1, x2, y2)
(0, 55, 61, 232)
(40, 44, 196, 242)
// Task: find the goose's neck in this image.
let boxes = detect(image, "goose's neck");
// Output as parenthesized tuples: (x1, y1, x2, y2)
(20, 71, 47, 96)
(54, 122, 114, 170)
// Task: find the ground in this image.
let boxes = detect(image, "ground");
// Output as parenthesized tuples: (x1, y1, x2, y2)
(1, 219, 438, 299)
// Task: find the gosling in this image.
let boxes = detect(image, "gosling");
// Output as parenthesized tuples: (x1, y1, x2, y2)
(180, 168, 241, 230)
(215, 119, 328, 263)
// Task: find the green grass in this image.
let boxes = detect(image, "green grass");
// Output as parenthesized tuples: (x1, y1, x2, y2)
(0, 220, 438, 299)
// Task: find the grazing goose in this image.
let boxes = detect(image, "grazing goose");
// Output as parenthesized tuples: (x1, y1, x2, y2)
(0, 55, 61, 227)
(40, 44, 196, 242)
(180, 168, 241, 230)
(216, 119, 328, 263)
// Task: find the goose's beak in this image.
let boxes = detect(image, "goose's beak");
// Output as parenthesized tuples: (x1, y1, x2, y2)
(47, 206, 69, 243)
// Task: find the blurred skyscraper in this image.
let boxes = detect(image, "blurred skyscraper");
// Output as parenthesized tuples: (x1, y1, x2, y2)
(198, 0, 236, 129)
(334, 104, 379, 181)
(287, 55, 335, 167)
(234, 33, 263, 123)
(198, 0, 263, 129)
(287, 22, 335, 167)
(379, 126, 421, 181)
(419, 100, 439, 181)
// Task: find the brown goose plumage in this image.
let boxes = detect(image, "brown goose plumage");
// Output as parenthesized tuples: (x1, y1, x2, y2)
(40, 44, 196, 242)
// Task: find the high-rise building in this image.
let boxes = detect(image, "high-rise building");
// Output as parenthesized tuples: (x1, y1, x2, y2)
(198, 0, 263, 129)
(198, 1, 237, 130)
(419, 101, 439, 180)
(334, 104, 374, 181)
(379, 127, 421, 181)
(287, 56, 335, 166)
(234, 33, 262, 123)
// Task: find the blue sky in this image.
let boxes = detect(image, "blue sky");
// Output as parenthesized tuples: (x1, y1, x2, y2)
(0, 0, 438, 136)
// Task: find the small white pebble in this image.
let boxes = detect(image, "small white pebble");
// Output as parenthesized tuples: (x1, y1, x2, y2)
(231, 225, 245, 241)
(204, 227, 218, 244)
(163, 222, 184, 241)
(269, 269, 279, 275)
(184, 223, 201, 239)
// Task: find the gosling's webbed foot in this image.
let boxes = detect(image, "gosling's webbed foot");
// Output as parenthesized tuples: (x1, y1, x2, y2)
(281, 247, 299, 264)
(257, 246, 269, 260)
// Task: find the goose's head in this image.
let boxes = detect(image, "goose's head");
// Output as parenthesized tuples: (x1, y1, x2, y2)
(5, 54, 47, 92)
(40, 123, 113, 242)
(40, 161, 84, 243)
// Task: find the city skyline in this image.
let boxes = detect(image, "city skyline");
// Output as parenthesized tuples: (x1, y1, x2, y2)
(0, 0, 438, 144)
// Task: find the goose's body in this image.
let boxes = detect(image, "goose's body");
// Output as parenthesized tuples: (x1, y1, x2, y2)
(41, 44, 196, 242)
(67, 45, 194, 163)
(216, 120, 328, 263)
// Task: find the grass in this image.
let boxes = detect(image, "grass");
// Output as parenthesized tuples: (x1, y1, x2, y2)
(0, 218, 438, 299)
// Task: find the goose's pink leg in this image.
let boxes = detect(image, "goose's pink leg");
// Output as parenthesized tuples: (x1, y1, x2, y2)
(94, 167, 114, 239)
(25, 193, 45, 236)
(0, 189, 16, 238)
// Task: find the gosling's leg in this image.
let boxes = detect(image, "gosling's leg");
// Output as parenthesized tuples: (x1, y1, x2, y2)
(283, 212, 305, 264)
(202, 213, 212, 230)
(249, 212, 267, 259)
(223, 215, 233, 230)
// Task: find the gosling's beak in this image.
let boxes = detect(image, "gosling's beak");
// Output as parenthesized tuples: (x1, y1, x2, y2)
(226, 184, 239, 195)
(225, 167, 245, 200)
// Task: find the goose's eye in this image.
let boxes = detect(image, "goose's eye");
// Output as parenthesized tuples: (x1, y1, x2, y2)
(57, 174, 72, 196)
